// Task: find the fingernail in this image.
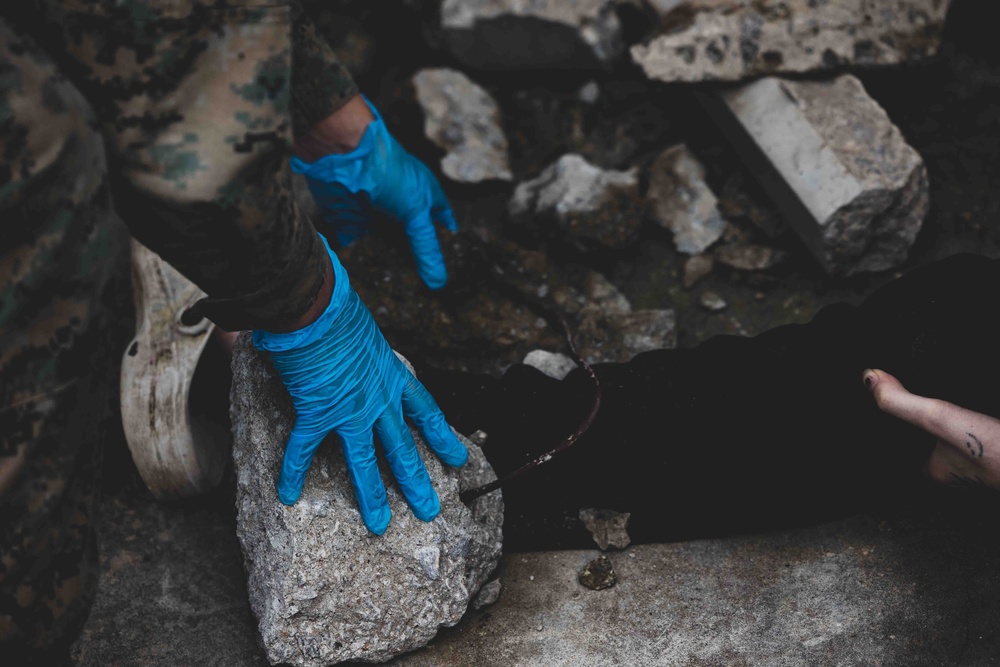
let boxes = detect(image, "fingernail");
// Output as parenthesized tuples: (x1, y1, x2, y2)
(862, 369, 877, 389)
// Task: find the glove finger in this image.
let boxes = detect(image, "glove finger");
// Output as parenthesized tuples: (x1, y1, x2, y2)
(402, 372, 468, 468)
(404, 210, 448, 290)
(374, 405, 440, 523)
(428, 175, 459, 232)
(338, 429, 392, 535)
(278, 425, 330, 506)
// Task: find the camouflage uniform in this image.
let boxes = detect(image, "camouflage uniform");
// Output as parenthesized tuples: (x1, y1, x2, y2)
(0, 1, 356, 659)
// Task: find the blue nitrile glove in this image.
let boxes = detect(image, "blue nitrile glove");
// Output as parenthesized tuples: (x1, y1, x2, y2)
(252, 236, 469, 535)
(291, 96, 458, 290)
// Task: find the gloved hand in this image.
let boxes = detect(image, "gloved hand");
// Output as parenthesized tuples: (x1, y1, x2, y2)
(252, 236, 469, 534)
(291, 96, 458, 290)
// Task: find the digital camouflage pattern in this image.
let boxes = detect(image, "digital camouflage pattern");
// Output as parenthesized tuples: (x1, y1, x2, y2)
(1, 1, 357, 659)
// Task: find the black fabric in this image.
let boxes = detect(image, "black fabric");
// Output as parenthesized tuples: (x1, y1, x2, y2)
(420, 254, 1000, 551)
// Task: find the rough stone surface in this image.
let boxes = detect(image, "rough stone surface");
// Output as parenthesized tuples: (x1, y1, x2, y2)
(632, 0, 951, 83)
(230, 336, 504, 666)
(578, 508, 631, 550)
(508, 154, 642, 250)
(441, 0, 625, 69)
(647, 144, 727, 254)
(411, 68, 512, 183)
(705, 74, 928, 275)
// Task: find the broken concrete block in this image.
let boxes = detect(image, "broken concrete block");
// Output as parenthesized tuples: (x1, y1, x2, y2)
(230, 336, 504, 666)
(579, 508, 632, 551)
(647, 144, 726, 254)
(411, 68, 512, 183)
(441, 0, 625, 70)
(702, 75, 928, 275)
(632, 0, 951, 83)
(508, 154, 642, 250)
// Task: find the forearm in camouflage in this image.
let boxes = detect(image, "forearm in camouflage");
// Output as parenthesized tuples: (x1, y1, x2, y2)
(16, 0, 360, 331)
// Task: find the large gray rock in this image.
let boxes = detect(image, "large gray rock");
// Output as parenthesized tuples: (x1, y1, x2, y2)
(441, 0, 625, 69)
(632, 0, 951, 82)
(508, 154, 642, 250)
(411, 68, 512, 183)
(703, 74, 928, 275)
(230, 336, 504, 666)
(647, 144, 727, 255)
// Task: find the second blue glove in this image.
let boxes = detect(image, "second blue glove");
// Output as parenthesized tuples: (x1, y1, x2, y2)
(291, 96, 458, 290)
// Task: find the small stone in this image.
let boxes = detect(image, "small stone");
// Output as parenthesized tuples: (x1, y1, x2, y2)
(471, 579, 502, 611)
(700, 291, 728, 312)
(578, 555, 617, 591)
(647, 144, 726, 255)
(714, 244, 783, 271)
(523, 350, 577, 381)
(577, 81, 601, 104)
(508, 154, 642, 251)
(683, 254, 714, 288)
(578, 508, 632, 551)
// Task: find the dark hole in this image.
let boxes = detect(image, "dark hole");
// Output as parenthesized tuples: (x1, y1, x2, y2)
(179, 307, 203, 327)
(128, 341, 139, 356)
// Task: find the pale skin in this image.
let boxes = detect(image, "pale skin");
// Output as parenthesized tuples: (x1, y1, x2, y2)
(863, 368, 1000, 491)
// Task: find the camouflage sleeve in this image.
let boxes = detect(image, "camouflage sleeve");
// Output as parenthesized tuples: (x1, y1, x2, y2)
(289, 0, 359, 140)
(16, 0, 363, 332)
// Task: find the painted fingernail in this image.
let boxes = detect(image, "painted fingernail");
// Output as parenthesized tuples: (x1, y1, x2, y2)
(862, 369, 876, 389)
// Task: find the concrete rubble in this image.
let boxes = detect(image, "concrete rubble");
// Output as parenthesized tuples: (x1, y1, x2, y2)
(411, 68, 512, 183)
(715, 242, 784, 270)
(702, 74, 929, 275)
(647, 143, 727, 255)
(441, 0, 625, 69)
(508, 153, 642, 251)
(578, 508, 632, 550)
(632, 0, 952, 83)
(229, 336, 504, 666)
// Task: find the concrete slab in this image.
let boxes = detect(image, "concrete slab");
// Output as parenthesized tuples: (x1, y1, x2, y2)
(72, 471, 1000, 666)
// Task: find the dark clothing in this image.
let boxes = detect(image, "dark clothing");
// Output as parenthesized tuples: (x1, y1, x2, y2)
(421, 254, 1000, 551)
